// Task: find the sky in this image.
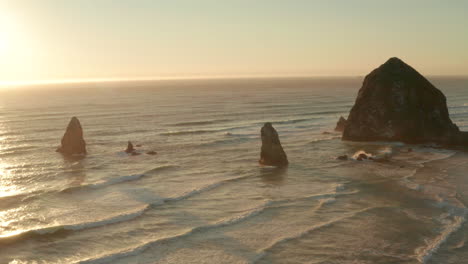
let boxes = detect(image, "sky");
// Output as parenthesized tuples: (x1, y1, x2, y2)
(0, 0, 467, 84)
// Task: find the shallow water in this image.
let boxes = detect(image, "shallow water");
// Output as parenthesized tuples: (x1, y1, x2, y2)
(0, 77, 468, 263)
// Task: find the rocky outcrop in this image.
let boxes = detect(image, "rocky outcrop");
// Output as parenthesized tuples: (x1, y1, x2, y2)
(125, 141, 135, 154)
(124, 141, 157, 156)
(356, 153, 368, 161)
(259, 122, 288, 167)
(343, 57, 465, 145)
(336, 155, 348, 161)
(335, 116, 347, 132)
(56, 117, 86, 155)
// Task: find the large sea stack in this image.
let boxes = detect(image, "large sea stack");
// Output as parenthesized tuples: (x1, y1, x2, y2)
(342, 57, 466, 145)
(259, 122, 288, 167)
(56, 117, 87, 155)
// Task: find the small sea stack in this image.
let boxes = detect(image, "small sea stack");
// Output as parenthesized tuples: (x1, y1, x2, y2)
(125, 141, 135, 154)
(335, 116, 347, 132)
(259, 122, 288, 167)
(342, 57, 466, 145)
(124, 141, 142, 155)
(56, 117, 87, 155)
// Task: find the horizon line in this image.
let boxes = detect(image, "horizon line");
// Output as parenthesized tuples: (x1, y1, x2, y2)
(1, 74, 468, 87)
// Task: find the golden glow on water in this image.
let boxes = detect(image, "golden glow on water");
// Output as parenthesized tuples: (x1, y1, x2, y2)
(0, 123, 25, 201)
(0, 228, 25, 238)
(0, 206, 24, 238)
(0, 158, 18, 199)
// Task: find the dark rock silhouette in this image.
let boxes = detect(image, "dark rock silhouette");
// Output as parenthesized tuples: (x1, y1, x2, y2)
(335, 116, 347, 132)
(356, 153, 368, 161)
(259, 122, 288, 167)
(56, 117, 86, 155)
(336, 155, 348, 160)
(146, 151, 157, 155)
(343, 57, 464, 145)
(125, 141, 135, 154)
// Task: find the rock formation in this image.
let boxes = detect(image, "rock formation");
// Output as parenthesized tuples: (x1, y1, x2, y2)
(335, 116, 347, 132)
(342, 57, 466, 145)
(125, 141, 135, 154)
(356, 153, 368, 161)
(56, 117, 87, 155)
(336, 155, 348, 161)
(259, 122, 288, 167)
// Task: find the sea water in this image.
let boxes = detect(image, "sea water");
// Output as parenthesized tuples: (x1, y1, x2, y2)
(0, 77, 468, 264)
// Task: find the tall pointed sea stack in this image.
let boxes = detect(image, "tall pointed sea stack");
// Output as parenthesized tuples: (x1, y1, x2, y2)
(259, 122, 288, 167)
(343, 57, 465, 145)
(56, 117, 87, 155)
(125, 141, 135, 154)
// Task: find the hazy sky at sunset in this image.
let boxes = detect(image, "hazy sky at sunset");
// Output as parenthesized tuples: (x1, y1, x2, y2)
(0, 0, 467, 83)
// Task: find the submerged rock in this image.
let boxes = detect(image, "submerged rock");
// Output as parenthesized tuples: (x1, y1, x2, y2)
(336, 155, 348, 161)
(125, 141, 135, 154)
(356, 153, 368, 161)
(56, 117, 86, 155)
(125, 141, 156, 156)
(335, 116, 347, 132)
(259, 122, 288, 167)
(343, 57, 464, 145)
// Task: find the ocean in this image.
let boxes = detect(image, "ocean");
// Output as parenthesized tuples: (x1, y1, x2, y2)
(0, 77, 468, 264)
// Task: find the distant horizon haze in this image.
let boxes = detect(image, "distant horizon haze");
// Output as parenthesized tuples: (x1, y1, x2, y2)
(2, 73, 468, 89)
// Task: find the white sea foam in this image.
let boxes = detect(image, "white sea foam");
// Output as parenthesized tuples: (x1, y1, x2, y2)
(59, 165, 177, 193)
(77, 201, 274, 264)
(60, 205, 150, 231)
(351, 150, 374, 160)
(1, 205, 150, 239)
(89, 174, 146, 189)
(78, 196, 362, 264)
(415, 214, 466, 263)
(254, 206, 384, 261)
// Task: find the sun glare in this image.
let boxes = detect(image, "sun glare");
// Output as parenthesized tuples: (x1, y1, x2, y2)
(0, 11, 28, 59)
(0, 10, 37, 84)
(0, 13, 14, 56)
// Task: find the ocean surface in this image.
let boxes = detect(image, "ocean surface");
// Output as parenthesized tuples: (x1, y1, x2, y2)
(1, 77, 468, 264)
